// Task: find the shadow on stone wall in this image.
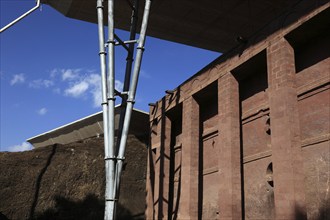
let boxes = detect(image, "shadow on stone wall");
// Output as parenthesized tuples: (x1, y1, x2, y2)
(294, 199, 330, 220)
(0, 212, 9, 220)
(32, 194, 136, 220)
(315, 202, 330, 220)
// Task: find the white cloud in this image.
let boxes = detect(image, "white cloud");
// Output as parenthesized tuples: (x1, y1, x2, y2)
(86, 74, 102, 107)
(62, 73, 103, 108)
(64, 81, 89, 97)
(86, 73, 100, 85)
(88, 77, 124, 108)
(62, 69, 80, 81)
(115, 80, 124, 91)
(29, 79, 54, 88)
(50, 68, 59, 78)
(8, 142, 33, 152)
(50, 68, 124, 108)
(91, 86, 102, 108)
(37, 107, 48, 115)
(9, 68, 125, 109)
(10, 73, 25, 85)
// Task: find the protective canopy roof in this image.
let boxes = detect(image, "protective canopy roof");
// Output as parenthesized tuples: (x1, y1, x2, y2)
(27, 106, 149, 148)
(41, 0, 317, 52)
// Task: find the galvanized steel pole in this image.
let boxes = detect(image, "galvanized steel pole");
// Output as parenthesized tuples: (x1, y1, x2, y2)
(96, 1, 116, 219)
(105, 0, 116, 219)
(115, 0, 139, 163)
(123, 0, 139, 92)
(114, 0, 152, 198)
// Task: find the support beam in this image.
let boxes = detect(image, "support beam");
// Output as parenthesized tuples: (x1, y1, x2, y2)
(96, 1, 114, 218)
(114, 0, 152, 201)
(96, 0, 152, 219)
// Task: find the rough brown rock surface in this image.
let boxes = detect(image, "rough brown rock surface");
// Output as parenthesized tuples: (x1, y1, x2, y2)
(0, 135, 147, 220)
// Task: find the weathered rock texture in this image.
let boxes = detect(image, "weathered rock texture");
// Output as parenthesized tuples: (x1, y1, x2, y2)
(147, 3, 330, 220)
(0, 135, 147, 220)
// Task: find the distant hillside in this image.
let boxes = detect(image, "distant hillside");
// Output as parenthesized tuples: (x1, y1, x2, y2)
(0, 135, 147, 220)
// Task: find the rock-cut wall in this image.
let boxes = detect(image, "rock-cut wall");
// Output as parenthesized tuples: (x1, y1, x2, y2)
(0, 135, 147, 220)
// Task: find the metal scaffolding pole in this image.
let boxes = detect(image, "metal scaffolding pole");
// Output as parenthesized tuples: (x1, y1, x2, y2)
(96, 0, 152, 219)
(112, 1, 140, 217)
(105, 0, 116, 218)
(96, 0, 116, 219)
(114, 0, 152, 201)
(115, 0, 139, 164)
(3, 0, 151, 218)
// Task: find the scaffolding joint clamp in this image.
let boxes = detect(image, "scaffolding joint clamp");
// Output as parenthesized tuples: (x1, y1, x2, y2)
(117, 157, 126, 161)
(108, 97, 116, 101)
(127, 99, 135, 104)
(105, 198, 118, 201)
(137, 46, 145, 51)
(107, 40, 116, 44)
(105, 156, 117, 161)
(101, 102, 108, 106)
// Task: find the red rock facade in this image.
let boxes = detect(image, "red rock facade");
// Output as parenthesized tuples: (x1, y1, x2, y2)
(146, 3, 329, 220)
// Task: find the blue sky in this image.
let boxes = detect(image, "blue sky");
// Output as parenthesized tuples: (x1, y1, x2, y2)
(0, 0, 220, 152)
